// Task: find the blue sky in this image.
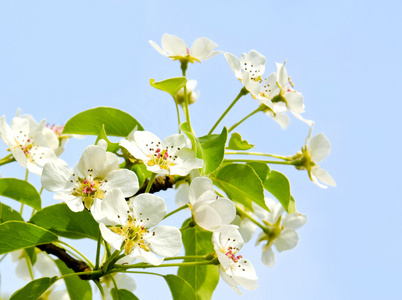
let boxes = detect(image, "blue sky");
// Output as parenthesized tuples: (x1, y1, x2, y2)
(0, 1, 401, 299)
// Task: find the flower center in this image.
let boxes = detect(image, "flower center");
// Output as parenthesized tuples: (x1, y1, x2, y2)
(71, 171, 105, 210)
(110, 216, 150, 255)
(147, 147, 176, 170)
(225, 249, 243, 263)
(46, 123, 64, 137)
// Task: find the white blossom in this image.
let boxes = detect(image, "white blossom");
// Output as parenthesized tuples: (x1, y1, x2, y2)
(224, 50, 267, 99)
(41, 140, 139, 214)
(98, 188, 182, 265)
(259, 61, 313, 128)
(120, 131, 203, 176)
(175, 79, 200, 106)
(101, 273, 136, 300)
(175, 177, 236, 232)
(0, 115, 60, 175)
(255, 198, 307, 267)
(212, 227, 258, 295)
(149, 34, 221, 63)
(293, 124, 336, 188)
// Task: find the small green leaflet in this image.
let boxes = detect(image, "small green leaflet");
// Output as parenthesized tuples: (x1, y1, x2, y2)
(0, 202, 24, 223)
(264, 170, 295, 214)
(55, 260, 92, 300)
(95, 124, 120, 152)
(9, 276, 58, 300)
(165, 274, 196, 300)
(0, 178, 41, 210)
(227, 132, 254, 150)
(110, 288, 139, 300)
(63, 107, 144, 136)
(150, 77, 187, 97)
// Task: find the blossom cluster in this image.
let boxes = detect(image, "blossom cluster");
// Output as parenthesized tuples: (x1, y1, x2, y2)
(0, 33, 336, 299)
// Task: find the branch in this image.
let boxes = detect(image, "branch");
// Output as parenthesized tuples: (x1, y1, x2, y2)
(36, 243, 92, 280)
(135, 175, 176, 195)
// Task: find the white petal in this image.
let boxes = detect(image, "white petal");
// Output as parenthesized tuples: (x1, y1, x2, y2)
(161, 34, 187, 57)
(175, 183, 190, 207)
(216, 249, 231, 269)
(134, 131, 161, 155)
(42, 127, 59, 150)
(282, 212, 307, 230)
(146, 225, 182, 257)
(161, 134, 186, 156)
(77, 145, 118, 178)
(309, 133, 331, 162)
(208, 198, 236, 225)
(149, 40, 168, 57)
(0, 115, 17, 147)
(274, 229, 299, 252)
(231, 258, 258, 291)
(41, 161, 72, 192)
(103, 169, 139, 197)
(285, 91, 304, 114)
(238, 218, 257, 243)
(219, 267, 242, 295)
(242, 73, 261, 97)
(276, 61, 289, 88)
(190, 37, 219, 61)
(188, 177, 214, 205)
(292, 112, 314, 126)
(130, 247, 164, 265)
(119, 139, 148, 161)
(54, 192, 84, 212)
(224, 52, 241, 78)
(170, 148, 203, 176)
(97, 139, 108, 150)
(100, 188, 129, 226)
(100, 223, 125, 251)
(130, 194, 166, 228)
(194, 205, 223, 231)
(264, 110, 290, 130)
(246, 50, 266, 69)
(114, 273, 136, 291)
(219, 228, 244, 251)
(262, 73, 280, 98)
(312, 167, 336, 187)
(263, 198, 285, 225)
(261, 246, 276, 267)
(35, 252, 59, 277)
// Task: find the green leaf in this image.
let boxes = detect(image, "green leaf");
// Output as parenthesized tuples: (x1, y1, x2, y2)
(30, 204, 99, 240)
(246, 162, 270, 183)
(210, 164, 267, 212)
(165, 274, 196, 300)
(0, 178, 41, 210)
(55, 260, 92, 300)
(0, 202, 24, 223)
(9, 276, 58, 300)
(150, 77, 187, 97)
(178, 219, 219, 300)
(95, 124, 120, 152)
(226, 132, 254, 150)
(0, 221, 58, 254)
(198, 128, 228, 175)
(131, 164, 152, 188)
(24, 247, 37, 266)
(111, 288, 139, 300)
(63, 107, 144, 136)
(264, 170, 295, 214)
(180, 123, 228, 175)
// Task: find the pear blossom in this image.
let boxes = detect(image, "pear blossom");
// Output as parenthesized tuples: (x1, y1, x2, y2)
(292, 124, 336, 188)
(101, 273, 136, 300)
(174, 79, 200, 106)
(259, 61, 313, 128)
(120, 131, 203, 176)
(98, 188, 182, 265)
(175, 177, 236, 232)
(255, 198, 307, 267)
(41, 140, 139, 214)
(0, 115, 59, 175)
(149, 34, 222, 64)
(213, 227, 258, 295)
(224, 50, 268, 99)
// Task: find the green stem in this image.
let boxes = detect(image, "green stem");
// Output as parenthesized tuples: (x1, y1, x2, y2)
(114, 270, 165, 277)
(181, 63, 193, 133)
(228, 105, 264, 133)
(235, 205, 266, 231)
(208, 87, 248, 135)
(174, 98, 182, 134)
(58, 270, 103, 280)
(0, 154, 15, 166)
(145, 173, 157, 193)
(93, 279, 107, 300)
(57, 241, 94, 269)
(163, 255, 207, 261)
(39, 186, 44, 195)
(0, 253, 8, 264)
(95, 232, 103, 270)
(20, 168, 29, 214)
(116, 260, 216, 269)
(224, 159, 295, 165)
(225, 151, 291, 160)
(26, 256, 34, 280)
(163, 204, 188, 220)
(110, 275, 119, 299)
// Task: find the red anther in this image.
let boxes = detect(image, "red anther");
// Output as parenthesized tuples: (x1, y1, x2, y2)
(163, 152, 169, 159)
(90, 182, 95, 187)
(155, 148, 161, 153)
(186, 48, 190, 55)
(83, 179, 89, 184)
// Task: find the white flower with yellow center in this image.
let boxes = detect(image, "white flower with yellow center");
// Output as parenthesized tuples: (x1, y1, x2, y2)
(175, 177, 236, 232)
(149, 34, 221, 64)
(98, 189, 182, 265)
(224, 50, 267, 99)
(41, 140, 139, 214)
(292, 124, 336, 188)
(212, 227, 258, 295)
(259, 61, 313, 129)
(0, 115, 59, 175)
(120, 131, 203, 176)
(255, 198, 307, 267)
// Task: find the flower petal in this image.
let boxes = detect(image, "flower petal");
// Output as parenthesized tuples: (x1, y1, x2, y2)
(309, 133, 331, 162)
(224, 52, 241, 78)
(149, 40, 168, 57)
(190, 37, 219, 61)
(274, 229, 299, 252)
(161, 33, 187, 57)
(261, 245, 276, 267)
(100, 223, 125, 251)
(282, 212, 307, 230)
(312, 167, 336, 187)
(285, 91, 304, 114)
(103, 169, 139, 197)
(41, 161, 72, 192)
(130, 194, 166, 228)
(231, 258, 258, 291)
(100, 188, 129, 226)
(146, 225, 182, 257)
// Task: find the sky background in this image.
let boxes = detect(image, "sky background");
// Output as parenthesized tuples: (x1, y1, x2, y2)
(0, 0, 401, 299)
